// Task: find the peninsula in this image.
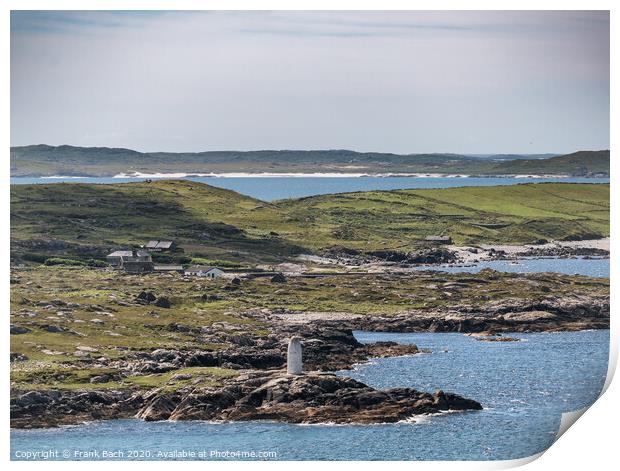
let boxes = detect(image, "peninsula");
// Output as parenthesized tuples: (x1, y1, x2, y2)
(10, 145, 610, 178)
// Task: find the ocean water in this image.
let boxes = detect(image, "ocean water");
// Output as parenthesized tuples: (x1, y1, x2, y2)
(11, 330, 609, 461)
(413, 257, 609, 278)
(9, 176, 609, 201)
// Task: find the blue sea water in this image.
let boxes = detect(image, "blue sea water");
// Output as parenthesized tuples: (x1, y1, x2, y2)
(414, 257, 609, 278)
(11, 330, 609, 461)
(9, 176, 609, 201)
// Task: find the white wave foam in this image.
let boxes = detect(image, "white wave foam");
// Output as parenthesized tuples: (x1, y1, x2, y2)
(112, 171, 481, 179)
(41, 175, 88, 179)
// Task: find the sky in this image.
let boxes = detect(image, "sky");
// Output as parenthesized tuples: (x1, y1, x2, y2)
(10, 10, 610, 154)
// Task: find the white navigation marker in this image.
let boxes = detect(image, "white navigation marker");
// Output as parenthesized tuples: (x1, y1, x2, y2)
(287, 337, 303, 375)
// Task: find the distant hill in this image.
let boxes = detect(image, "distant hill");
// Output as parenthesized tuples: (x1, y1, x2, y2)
(10, 145, 609, 177)
(10, 145, 479, 176)
(486, 150, 609, 176)
(11, 145, 479, 165)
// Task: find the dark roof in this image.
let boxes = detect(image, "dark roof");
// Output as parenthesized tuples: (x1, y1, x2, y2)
(156, 241, 174, 249)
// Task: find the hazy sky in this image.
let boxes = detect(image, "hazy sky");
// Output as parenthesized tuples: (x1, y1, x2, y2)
(11, 10, 610, 154)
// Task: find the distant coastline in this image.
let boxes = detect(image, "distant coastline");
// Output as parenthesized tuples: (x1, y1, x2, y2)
(11, 146, 610, 179)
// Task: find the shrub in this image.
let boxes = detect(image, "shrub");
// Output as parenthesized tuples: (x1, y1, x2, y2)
(86, 259, 109, 268)
(21, 252, 48, 264)
(190, 258, 242, 268)
(44, 257, 86, 266)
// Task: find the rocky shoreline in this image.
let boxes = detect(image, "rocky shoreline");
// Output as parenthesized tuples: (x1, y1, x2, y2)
(10, 326, 434, 428)
(10, 290, 608, 429)
(297, 238, 610, 270)
(11, 371, 482, 429)
(333, 293, 610, 333)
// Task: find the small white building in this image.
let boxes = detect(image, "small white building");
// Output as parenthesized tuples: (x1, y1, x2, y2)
(184, 265, 225, 279)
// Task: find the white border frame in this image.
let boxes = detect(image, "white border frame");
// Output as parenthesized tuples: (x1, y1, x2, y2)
(2, 1, 615, 469)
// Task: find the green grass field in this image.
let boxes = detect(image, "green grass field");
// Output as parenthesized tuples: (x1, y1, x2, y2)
(278, 183, 609, 251)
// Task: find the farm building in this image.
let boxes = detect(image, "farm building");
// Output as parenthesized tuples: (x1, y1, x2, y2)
(184, 265, 225, 278)
(122, 261, 155, 274)
(106, 250, 152, 267)
(424, 236, 453, 245)
(145, 240, 176, 251)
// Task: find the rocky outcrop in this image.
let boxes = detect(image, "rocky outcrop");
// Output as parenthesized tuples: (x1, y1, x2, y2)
(324, 247, 458, 266)
(154, 297, 171, 308)
(10, 325, 30, 335)
(135, 291, 157, 304)
(135, 391, 180, 422)
(335, 294, 609, 333)
(114, 327, 420, 373)
(270, 273, 287, 283)
(291, 328, 421, 371)
(407, 248, 457, 264)
(9, 325, 430, 428)
(139, 372, 482, 424)
(10, 389, 142, 429)
(520, 246, 609, 258)
(366, 248, 456, 265)
(10, 353, 29, 362)
(10, 371, 482, 429)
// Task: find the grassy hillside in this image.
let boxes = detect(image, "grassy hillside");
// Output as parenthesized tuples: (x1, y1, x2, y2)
(278, 183, 609, 251)
(10, 145, 609, 177)
(10, 181, 303, 264)
(10, 181, 609, 264)
(487, 150, 609, 176)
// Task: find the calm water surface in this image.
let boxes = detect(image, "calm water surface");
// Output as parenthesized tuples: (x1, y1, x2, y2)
(10, 176, 609, 201)
(11, 330, 609, 461)
(414, 257, 609, 278)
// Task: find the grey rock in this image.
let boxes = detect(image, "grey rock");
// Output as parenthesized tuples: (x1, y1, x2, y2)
(10, 325, 30, 335)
